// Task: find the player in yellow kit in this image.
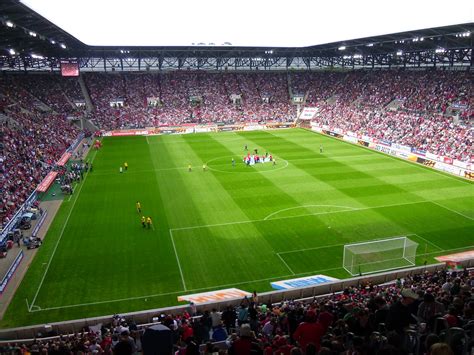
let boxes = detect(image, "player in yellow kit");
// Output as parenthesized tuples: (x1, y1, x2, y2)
(146, 216, 153, 229)
(141, 216, 146, 228)
(136, 201, 141, 213)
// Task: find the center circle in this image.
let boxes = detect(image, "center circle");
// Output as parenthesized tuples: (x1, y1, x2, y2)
(206, 155, 288, 174)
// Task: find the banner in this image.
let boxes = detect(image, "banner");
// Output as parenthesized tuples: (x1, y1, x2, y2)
(32, 211, 48, 238)
(159, 127, 187, 135)
(218, 125, 243, 132)
(426, 152, 440, 162)
(443, 157, 453, 165)
(453, 160, 470, 170)
(299, 107, 318, 120)
(343, 135, 358, 144)
(0, 251, 23, 294)
(434, 162, 463, 176)
(178, 288, 251, 304)
(435, 250, 474, 263)
(194, 125, 214, 133)
(391, 143, 412, 152)
(271, 275, 339, 290)
(244, 124, 265, 131)
(412, 148, 426, 156)
(266, 123, 295, 129)
(37, 171, 58, 192)
(407, 155, 418, 162)
(56, 152, 72, 167)
(109, 129, 150, 137)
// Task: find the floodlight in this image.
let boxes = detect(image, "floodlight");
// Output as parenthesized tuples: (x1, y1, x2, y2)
(29, 31, 37, 37)
(396, 50, 403, 56)
(338, 46, 346, 50)
(6, 20, 14, 28)
(31, 53, 44, 59)
(8, 48, 15, 55)
(60, 43, 67, 49)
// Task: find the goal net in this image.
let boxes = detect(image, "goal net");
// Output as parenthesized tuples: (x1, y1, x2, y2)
(343, 237, 418, 276)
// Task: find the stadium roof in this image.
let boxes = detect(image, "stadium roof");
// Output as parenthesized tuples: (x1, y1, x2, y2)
(0, 0, 472, 59)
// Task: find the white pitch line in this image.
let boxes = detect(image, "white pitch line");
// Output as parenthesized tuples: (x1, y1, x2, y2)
(171, 200, 429, 232)
(430, 200, 474, 221)
(29, 244, 474, 312)
(278, 234, 416, 255)
(276, 253, 295, 275)
(264, 204, 358, 221)
(412, 233, 443, 251)
(421, 245, 474, 257)
(285, 154, 374, 162)
(169, 229, 187, 291)
(29, 266, 343, 312)
(310, 130, 473, 184)
(29, 149, 99, 311)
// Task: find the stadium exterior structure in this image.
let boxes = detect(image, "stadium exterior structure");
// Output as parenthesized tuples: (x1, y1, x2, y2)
(0, 0, 472, 339)
(0, 0, 472, 71)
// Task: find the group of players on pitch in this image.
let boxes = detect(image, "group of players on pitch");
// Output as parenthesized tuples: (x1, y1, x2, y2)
(136, 202, 153, 229)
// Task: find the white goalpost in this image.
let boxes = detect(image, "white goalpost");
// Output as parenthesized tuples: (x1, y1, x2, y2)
(343, 236, 418, 276)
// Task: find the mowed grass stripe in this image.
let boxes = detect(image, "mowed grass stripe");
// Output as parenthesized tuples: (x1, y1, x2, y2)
(35, 137, 183, 307)
(241, 130, 472, 246)
(2, 130, 472, 328)
(179, 132, 416, 281)
(172, 134, 302, 289)
(147, 134, 290, 290)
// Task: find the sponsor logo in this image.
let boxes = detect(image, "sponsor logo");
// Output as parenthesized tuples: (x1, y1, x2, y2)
(271, 275, 339, 290)
(375, 145, 391, 154)
(0, 251, 23, 293)
(178, 288, 251, 304)
(37, 172, 58, 192)
(57, 152, 72, 167)
(443, 157, 453, 165)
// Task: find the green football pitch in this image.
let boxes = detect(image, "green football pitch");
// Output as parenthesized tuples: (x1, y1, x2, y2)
(2, 128, 473, 327)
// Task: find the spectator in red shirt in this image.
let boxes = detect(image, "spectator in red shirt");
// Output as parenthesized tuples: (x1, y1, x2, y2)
(292, 310, 325, 353)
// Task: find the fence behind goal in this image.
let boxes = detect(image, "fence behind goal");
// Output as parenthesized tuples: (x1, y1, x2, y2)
(343, 237, 418, 276)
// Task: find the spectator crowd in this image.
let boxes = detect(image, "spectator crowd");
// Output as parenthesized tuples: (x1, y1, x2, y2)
(1, 69, 472, 226)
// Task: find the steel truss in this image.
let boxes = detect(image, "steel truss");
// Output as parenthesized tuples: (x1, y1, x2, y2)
(0, 48, 471, 72)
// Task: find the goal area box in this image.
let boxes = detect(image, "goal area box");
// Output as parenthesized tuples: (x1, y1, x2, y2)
(343, 237, 418, 276)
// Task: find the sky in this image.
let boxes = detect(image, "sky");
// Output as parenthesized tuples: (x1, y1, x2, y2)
(21, 0, 473, 47)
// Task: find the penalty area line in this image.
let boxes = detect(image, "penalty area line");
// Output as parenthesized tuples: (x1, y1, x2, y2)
(429, 201, 474, 221)
(412, 233, 443, 252)
(171, 200, 430, 232)
(276, 253, 295, 275)
(169, 229, 187, 291)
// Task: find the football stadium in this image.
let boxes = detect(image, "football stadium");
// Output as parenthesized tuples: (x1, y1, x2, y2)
(0, 0, 473, 353)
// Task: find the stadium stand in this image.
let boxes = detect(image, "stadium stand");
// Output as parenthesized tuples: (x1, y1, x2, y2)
(0, 75, 81, 226)
(0, 267, 472, 354)
(1, 69, 472, 227)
